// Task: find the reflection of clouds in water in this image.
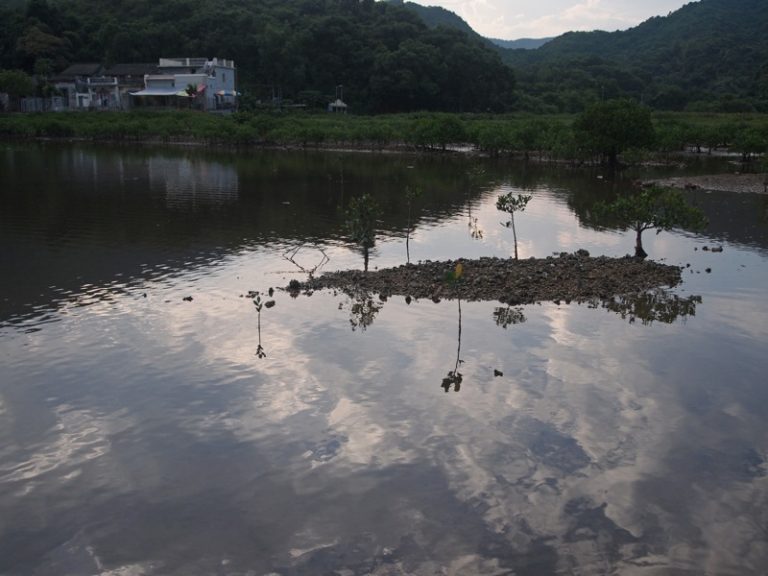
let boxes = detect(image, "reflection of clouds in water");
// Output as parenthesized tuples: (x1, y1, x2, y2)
(327, 397, 416, 468)
(150, 290, 419, 470)
(0, 405, 122, 496)
(4, 251, 763, 575)
(701, 294, 768, 342)
(397, 300, 768, 573)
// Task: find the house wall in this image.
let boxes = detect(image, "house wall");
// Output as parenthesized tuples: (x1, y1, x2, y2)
(136, 58, 237, 111)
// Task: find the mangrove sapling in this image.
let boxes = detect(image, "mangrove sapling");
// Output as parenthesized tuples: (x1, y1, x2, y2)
(496, 193, 532, 260)
(345, 193, 381, 272)
(593, 187, 707, 259)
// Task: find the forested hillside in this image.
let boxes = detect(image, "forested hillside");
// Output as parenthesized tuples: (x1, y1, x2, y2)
(1, 0, 767, 113)
(502, 0, 768, 112)
(0, 0, 515, 112)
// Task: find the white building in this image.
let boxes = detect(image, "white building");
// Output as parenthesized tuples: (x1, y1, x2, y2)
(52, 64, 121, 110)
(131, 57, 238, 111)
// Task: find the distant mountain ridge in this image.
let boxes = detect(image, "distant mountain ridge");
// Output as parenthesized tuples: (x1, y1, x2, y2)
(391, 1, 551, 50)
(489, 38, 553, 50)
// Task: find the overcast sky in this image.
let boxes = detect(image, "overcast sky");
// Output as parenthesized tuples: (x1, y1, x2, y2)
(407, 0, 694, 39)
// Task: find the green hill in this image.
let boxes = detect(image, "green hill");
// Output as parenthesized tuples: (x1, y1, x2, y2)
(0, 0, 514, 113)
(387, 0, 476, 36)
(505, 0, 768, 112)
(2, 0, 767, 113)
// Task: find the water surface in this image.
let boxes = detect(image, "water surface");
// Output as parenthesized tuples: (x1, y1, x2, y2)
(1, 143, 767, 575)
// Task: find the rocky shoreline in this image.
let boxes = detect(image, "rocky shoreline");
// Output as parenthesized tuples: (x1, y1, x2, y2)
(293, 251, 683, 305)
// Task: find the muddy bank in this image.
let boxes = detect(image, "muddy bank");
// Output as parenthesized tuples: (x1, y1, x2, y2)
(294, 252, 683, 305)
(647, 173, 768, 194)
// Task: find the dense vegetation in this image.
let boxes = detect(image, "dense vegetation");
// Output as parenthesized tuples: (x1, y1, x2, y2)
(392, 0, 768, 113)
(0, 0, 514, 112)
(2, 108, 766, 167)
(1, 0, 767, 115)
(500, 0, 768, 113)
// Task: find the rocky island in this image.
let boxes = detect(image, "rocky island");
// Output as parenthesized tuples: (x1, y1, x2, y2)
(292, 251, 684, 305)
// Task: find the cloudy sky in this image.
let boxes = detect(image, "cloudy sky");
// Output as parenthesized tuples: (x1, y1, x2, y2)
(407, 0, 694, 39)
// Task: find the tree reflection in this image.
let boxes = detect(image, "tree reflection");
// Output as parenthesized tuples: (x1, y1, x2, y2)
(252, 292, 268, 358)
(346, 193, 380, 273)
(466, 166, 485, 241)
(347, 290, 383, 332)
(599, 289, 702, 325)
(467, 198, 484, 241)
(441, 296, 464, 392)
(282, 244, 330, 279)
(493, 305, 527, 328)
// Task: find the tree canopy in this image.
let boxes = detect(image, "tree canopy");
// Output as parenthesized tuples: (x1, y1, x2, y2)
(594, 187, 707, 258)
(500, 0, 768, 112)
(0, 0, 515, 113)
(574, 99, 655, 166)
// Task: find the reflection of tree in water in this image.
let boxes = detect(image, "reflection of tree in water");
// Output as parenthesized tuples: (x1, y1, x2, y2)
(467, 200, 484, 240)
(347, 290, 383, 332)
(493, 306, 527, 328)
(252, 292, 268, 358)
(441, 297, 464, 392)
(599, 289, 702, 325)
(466, 166, 485, 241)
(282, 244, 330, 279)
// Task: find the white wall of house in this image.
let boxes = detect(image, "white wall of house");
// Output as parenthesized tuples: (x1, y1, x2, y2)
(132, 58, 237, 111)
(53, 77, 121, 110)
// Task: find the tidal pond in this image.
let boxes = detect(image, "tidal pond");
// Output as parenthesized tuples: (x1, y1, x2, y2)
(1, 143, 767, 575)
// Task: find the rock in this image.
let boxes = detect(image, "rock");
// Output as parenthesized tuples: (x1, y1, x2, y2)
(183, 296, 193, 302)
(494, 369, 503, 377)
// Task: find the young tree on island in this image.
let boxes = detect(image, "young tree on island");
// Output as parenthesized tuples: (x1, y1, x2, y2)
(345, 193, 380, 272)
(594, 187, 707, 259)
(496, 192, 532, 260)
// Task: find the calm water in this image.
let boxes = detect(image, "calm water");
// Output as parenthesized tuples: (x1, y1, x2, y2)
(1, 143, 768, 576)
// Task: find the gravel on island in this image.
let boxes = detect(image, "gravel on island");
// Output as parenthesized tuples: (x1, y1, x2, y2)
(291, 251, 683, 305)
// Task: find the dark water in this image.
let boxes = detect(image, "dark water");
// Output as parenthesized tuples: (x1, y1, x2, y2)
(1, 143, 767, 575)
